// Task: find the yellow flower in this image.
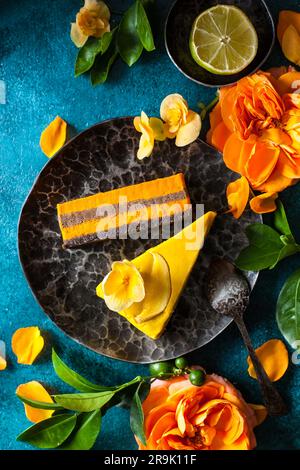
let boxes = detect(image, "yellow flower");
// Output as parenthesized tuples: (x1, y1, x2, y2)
(160, 93, 201, 147)
(11, 327, 44, 365)
(16, 381, 55, 423)
(100, 260, 145, 312)
(134, 111, 165, 160)
(71, 0, 110, 48)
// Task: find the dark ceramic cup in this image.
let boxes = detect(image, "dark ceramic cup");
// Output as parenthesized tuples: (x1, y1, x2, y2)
(165, 0, 275, 87)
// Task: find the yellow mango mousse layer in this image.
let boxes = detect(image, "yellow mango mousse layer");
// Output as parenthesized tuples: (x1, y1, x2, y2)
(97, 211, 216, 339)
(57, 173, 190, 248)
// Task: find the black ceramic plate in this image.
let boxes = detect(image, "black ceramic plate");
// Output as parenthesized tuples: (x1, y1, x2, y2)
(165, 0, 275, 87)
(18, 117, 261, 363)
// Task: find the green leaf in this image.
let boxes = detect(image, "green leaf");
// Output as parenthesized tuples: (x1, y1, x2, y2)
(130, 381, 150, 446)
(270, 243, 300, 269)
(17, 395, 63, 410)
(53, 391, 116, 412)
(101, 28, 117, 54)
(60, 410, 101, 450)
(75, 37, 103, 77)
(274, 201, 293, 237)
(276, 268, 300, 348)
(117, 3, 143, 67)
(17, 414, 77, 449)
(52, 349, 115, 392)
(136, 1, 155, 51)
(235, 224, 284, 271)
(91, 47, 118, 85)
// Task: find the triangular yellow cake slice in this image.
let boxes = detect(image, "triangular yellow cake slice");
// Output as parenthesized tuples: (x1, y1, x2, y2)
(97, 211, 216, 340)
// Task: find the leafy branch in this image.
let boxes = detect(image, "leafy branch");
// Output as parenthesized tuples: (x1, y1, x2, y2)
(16, 351, 204, 450)
(236, 201, 300, 271)
(75, 0, 155, 85)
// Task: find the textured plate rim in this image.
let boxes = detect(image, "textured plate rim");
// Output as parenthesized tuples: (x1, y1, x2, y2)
(164, 0, 275, 88)
(17, 117, 261, 364)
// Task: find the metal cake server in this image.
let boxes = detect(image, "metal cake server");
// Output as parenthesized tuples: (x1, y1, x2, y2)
(205, 258, 287, 416)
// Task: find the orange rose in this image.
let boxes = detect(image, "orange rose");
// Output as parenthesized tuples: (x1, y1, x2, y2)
(137, 373, 264, 450)
(207, 68, 300, 214)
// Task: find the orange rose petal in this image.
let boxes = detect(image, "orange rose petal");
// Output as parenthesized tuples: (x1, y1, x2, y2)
(210, 121, 231, 153)
(277, 10, 300, 43)
(145, 403, 176, 438)
(246, 142, 280, 188)
(247, 339, 289, 382)
(208, 102, 222, 130)
(279, 150, 300, 178)
(268, 66, 293, 80)
(260, 128, 292, 146)
(250, 192, 278, 214)
(226, 176, 250, 219)
(220, 86, 237, 133)
(147, 412, 177, 450)
(12, 326, 44, 365)
(16, 381, 55, 423)
(249, 404, 268, 426)
(276, 72, 300, 95)
(256, 163, 293, 193)
(223, 134, 254, 175)
(40, 116, 67, 158)
(281, 24, 300, 66)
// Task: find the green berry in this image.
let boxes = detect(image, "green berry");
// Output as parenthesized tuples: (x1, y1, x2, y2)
(175, 357, 188, 370)
(189, 369, 205, 386)
(149, 361, 173, 377)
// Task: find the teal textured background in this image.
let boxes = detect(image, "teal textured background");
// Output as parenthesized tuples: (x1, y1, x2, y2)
(0, 0, 299, 450)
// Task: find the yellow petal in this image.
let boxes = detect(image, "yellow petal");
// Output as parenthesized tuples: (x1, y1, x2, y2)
(12, 327, 44, 365)
(134, 253, 172, 324)
(16, 381, 55, 423)
(134, 112, 155, 160)
(101, 284, 134, 312)
(281, 24, 300, 65)
(175, 111, 202, 147)
(102, 269, 124, 296)
(0, 357, 6, 371)
(137, 134, 154, 160)
(0, 340, 6, 370)
(85, 0, 110, 20)
(113, 260, 145, 303)
(149, 118, 166, 141)
(133, 116, 142, 132)
(247, 339, 289, 382)
(249, 404, 268, 426)
(70, 22, 88, 47)
(40, 116, 67, 158)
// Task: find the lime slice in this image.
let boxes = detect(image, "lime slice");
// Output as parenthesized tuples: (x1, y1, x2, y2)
(189, 5, 258, 75)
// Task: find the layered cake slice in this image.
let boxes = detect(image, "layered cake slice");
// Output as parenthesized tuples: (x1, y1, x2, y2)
(96, 211, 217, 339)
(57, 173, 190, 248)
